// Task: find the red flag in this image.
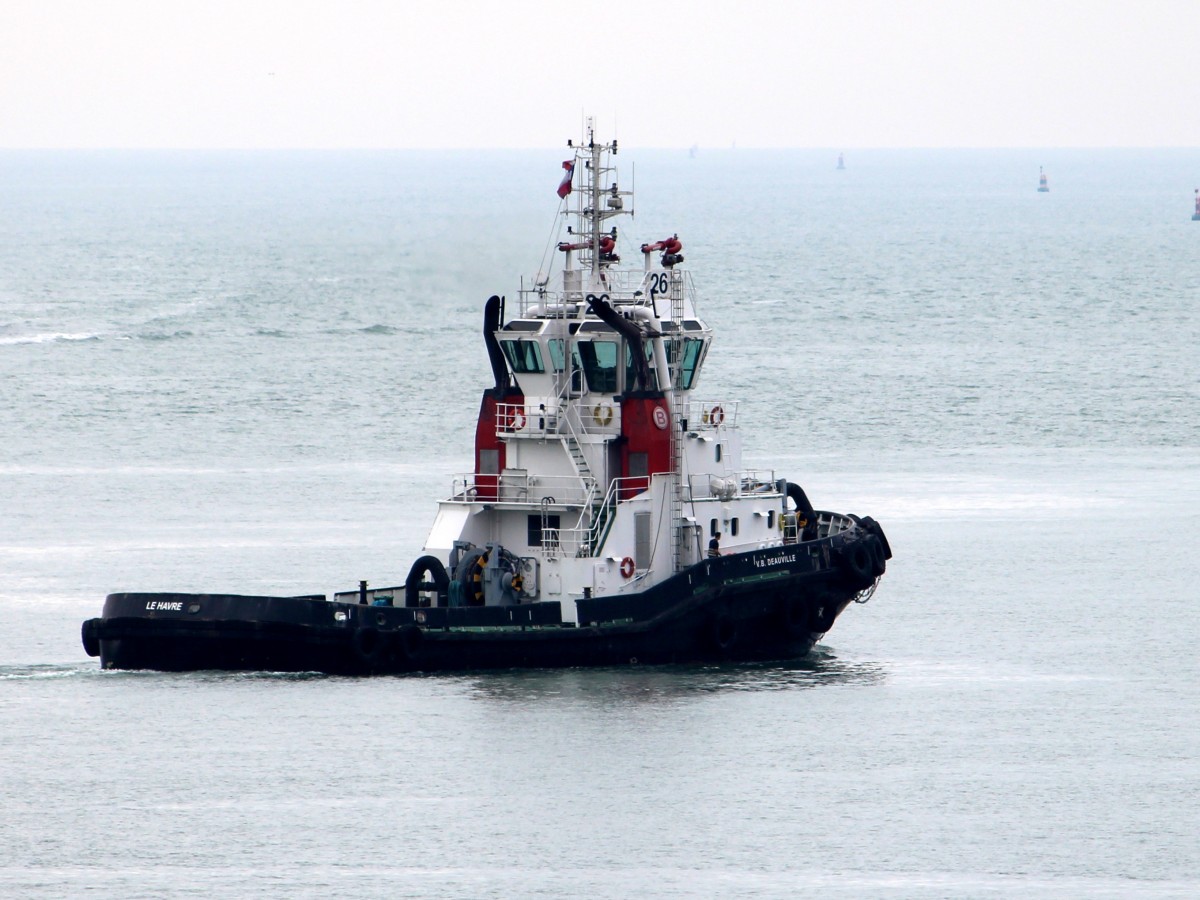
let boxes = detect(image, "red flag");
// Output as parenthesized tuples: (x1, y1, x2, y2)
(556, 160, 574, 198)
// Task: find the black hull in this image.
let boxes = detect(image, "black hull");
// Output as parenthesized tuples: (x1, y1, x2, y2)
(83, 535, 887, 675)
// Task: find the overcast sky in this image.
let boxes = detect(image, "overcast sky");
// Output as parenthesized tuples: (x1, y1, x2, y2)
(2, 0, 1197, 149)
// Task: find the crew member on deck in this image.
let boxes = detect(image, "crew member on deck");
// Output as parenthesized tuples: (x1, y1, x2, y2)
(708, 533, 721, 557)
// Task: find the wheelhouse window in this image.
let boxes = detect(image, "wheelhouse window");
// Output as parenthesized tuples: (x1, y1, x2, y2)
(549, 339, 585, 392)
(625, 342, 658, 391)
(577, 340, 618, 393)
(500, 339, 545, 374)
(668, 337, 707, 390)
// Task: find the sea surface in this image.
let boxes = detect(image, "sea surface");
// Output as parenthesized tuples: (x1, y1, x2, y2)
(2, 148, 1198, 898)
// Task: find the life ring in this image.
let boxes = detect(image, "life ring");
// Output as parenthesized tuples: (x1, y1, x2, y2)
(619, 556, 635, 578)
(352, 626, 389, 670)
(509, 410, 526, 431)
(593, 403, 613, 426)
(708, 405, 724, 426)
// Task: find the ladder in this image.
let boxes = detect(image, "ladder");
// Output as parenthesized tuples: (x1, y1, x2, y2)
(669, 270, 687, 572)
(560, 412, 601, 555)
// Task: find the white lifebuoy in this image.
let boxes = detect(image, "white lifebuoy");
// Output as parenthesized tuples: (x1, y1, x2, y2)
(619, 556, 635, 578)
(510, 410, 526, 430)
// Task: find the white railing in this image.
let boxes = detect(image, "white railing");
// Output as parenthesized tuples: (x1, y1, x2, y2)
(496, 400, 622, 439)
(682, 399, 739, 430)
(683, 469, 779, 502)
(532, 476, 645, 559)
(517, 270, 697, 317)
(447, 473, 593, 507)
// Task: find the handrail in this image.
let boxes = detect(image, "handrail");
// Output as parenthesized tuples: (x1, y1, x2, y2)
(446, 473, 594, 507)
(529, 476, 644, 559)
(682, 399, 740, 429)
(496, 399, 622, 439)
(518, 270, 698, 316)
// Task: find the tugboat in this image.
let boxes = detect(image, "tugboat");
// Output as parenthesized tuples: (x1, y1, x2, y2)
(1192, 188, 1200, 221)
(82, 125, 892, 674)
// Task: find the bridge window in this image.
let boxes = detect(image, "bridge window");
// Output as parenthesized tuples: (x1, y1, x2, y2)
(625, 342, 657, 391)
(668, 338, 707, 390)
(577, 340, 618, 393)
(500, 339, 545, 374)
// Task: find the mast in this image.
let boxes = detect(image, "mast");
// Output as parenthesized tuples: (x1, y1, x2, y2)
(590, 123, 602, 277)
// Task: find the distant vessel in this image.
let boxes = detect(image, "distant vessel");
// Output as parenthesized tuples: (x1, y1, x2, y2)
(1038, 167, 1049, 192)
(81, 123, 891, 675)
(1193, 189, 1200, 221)
(837, 153, 846, 170)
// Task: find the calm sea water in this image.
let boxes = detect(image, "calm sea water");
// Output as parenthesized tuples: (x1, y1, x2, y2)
(2, 148, 1198, 898)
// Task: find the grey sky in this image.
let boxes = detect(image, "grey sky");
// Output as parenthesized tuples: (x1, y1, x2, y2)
(3, 0, 1197, 149)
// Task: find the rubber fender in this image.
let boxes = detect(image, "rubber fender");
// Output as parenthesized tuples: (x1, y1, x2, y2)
(352, 626, 389, 669)
(839, 541, 875, 587)
(397, 624, 424, 661)
(711, 614, 738, 653)
(858, 516, 892, 560)
(81, 618, 101, 657)
(867, 535, 887, 577)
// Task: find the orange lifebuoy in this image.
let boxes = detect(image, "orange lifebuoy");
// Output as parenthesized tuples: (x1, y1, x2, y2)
(510, 409, 525, 430)
(709, 405, 724, 426)
(619, 557, 635, 578)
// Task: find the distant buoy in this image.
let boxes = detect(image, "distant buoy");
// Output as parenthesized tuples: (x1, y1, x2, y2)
(1038, 167, 1049, 193)
(1193, 188, 1200, 221)
(837, 152, 846, 170)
